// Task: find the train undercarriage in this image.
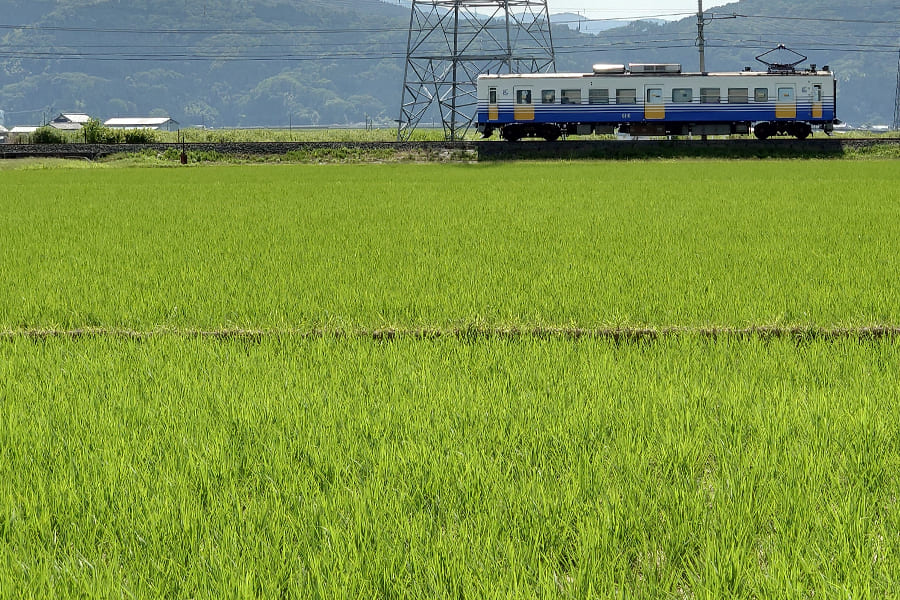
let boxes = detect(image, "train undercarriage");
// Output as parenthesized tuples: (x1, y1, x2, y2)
(482, 120, 830, 142)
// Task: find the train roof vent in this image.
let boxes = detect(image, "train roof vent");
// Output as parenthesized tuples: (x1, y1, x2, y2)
(592, 64, 626, 74)
(629, 63, 682, 74)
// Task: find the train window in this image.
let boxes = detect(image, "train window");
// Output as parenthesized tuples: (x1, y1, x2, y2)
(814, 85, 823, 101)
(616, 89, 636, 105)
(489, 88, 497, 104)
(541, 89, 556, 104)
(516, 89, 532, 104)
(728, 88, 749, 104)
(589, 89, 609, 104)
(672, 88, 692, 103)
(700, 88, 720, 104)
(755, 88, 769, 102)
(561, 89, 582, 105)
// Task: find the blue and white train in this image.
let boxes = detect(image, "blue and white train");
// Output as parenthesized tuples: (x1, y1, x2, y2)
(476, 62, 837, 141)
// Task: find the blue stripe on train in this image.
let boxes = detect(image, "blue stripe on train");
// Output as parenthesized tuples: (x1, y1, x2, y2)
(477, 103, 835, 124)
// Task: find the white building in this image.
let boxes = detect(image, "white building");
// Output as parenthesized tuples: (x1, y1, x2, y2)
(104, 117, 179, 131)
(7, 126, 38, 142)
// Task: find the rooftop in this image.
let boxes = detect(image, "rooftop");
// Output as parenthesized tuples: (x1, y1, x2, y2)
(104, 117, 178, 129)
(53, 113, 93, 124)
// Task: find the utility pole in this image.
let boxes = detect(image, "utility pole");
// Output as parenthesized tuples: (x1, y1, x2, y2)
(696, 3, 735, 75)
(893, 48, 900, 131)
(697, 0, 705, 73)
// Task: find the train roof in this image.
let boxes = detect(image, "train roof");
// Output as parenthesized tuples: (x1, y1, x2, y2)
(479, 69, 833, 80)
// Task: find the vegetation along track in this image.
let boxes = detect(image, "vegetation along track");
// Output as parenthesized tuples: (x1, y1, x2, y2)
(1, 137, 898, 161)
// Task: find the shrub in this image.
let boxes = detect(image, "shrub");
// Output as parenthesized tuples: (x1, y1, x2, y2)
(31, 126, 68, 144)
(82, 118, 124, 144)
(123, 129, 157, 144)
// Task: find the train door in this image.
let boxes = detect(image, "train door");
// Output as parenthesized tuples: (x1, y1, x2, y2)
(776, 86, 796, 119)
(812, 84, 823, 119)
(488, 87, 499, 121)
(514, 87, 534, 121)
(644, 86, 665, 120)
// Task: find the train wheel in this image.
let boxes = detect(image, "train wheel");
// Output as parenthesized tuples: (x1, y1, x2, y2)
(794, 123, 812, 140)
(542, 126, 561, 142)
(501, 126, 522, 142)
(754, 123, 770, 140)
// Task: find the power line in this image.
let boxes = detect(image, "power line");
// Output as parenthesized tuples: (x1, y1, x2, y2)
(4, 28, 895, 52)
(2, 33, 897, 61)
(3, 41, 895, 64)
(0, 11, 896, 64)
(1, 12, 897, 36)
(730, 13, 900, 25)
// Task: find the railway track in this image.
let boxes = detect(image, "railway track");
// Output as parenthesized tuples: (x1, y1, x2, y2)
(0, 137, 897, 160)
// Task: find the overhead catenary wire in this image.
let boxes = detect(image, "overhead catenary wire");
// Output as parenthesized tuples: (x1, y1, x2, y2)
(3, 27, 896, 51)
(1, 41, 895, 63)
(1, 12, 897, 63)
(0, 12, 897, 34)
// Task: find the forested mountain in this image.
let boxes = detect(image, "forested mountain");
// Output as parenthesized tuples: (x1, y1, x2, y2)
(1, 0, 411, 127)
(1, 0, 896, 128)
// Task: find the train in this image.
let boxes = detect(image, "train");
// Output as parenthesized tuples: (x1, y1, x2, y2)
(476, 61, 838, 141)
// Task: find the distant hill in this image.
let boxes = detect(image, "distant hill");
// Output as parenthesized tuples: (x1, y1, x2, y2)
(1, 0, 896, 128)
(553, 14, 667, 36)
(1, 0, 411, 128)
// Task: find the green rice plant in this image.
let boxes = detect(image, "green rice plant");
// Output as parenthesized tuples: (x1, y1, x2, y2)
(0, 336, 898, 598)
(0, 161, 897, 331)
(1, 159, 898, 598)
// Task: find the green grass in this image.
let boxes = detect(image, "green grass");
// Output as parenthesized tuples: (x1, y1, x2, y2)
(1, 160, 899, 598)
(158, 127, 469, 143)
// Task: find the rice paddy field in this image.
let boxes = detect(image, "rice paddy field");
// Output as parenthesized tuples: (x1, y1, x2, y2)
(1, 160, 899, 598)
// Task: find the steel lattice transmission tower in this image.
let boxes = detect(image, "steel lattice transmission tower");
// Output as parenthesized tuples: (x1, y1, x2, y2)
(397, 0, 555, 141)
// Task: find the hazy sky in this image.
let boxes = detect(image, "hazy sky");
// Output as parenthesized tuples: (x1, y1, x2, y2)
(548, 0, 732, 20)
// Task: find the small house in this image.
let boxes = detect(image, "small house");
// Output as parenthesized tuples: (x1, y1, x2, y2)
(50, 113, 93, 131)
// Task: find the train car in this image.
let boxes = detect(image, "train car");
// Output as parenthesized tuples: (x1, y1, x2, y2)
(476, 62, 837, 141)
